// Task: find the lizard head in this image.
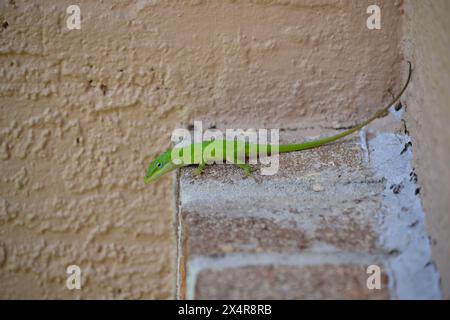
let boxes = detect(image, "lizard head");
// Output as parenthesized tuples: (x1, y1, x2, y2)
(144, 149, 177, 184)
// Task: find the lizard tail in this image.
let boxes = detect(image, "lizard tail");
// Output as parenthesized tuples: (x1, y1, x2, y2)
(279, 61, 413, 154)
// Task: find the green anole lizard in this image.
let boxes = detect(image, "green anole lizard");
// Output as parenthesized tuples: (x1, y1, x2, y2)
(144, 62, 412, 184)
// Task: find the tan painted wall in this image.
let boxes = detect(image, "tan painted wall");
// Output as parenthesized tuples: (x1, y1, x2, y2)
(402, 0, 450, 299)
(0, 0, 402, 298)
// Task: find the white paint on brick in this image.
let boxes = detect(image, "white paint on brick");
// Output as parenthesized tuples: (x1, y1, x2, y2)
(367, 132, 441, 299)
(359, 129, 370, 163)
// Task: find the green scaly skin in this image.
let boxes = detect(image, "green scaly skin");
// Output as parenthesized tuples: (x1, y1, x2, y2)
(145, 62, 412, 184)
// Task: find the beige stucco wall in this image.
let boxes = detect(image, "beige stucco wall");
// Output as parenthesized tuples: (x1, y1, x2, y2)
(0, 0, 402, 298)
(402, 0, 450, 299)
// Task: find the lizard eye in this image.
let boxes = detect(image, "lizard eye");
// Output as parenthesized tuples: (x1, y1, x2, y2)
(157, 163, 163, 168)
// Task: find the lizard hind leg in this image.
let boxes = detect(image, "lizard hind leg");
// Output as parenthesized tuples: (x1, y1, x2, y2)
(235, 163, 255, 179)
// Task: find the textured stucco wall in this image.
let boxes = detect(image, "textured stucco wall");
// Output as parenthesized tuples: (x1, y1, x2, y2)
(402, 0, 450, 299)
(0, 0, 402, 298)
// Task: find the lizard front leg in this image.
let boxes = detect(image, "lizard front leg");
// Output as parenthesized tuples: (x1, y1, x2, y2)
(193, 161, 206, 176)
